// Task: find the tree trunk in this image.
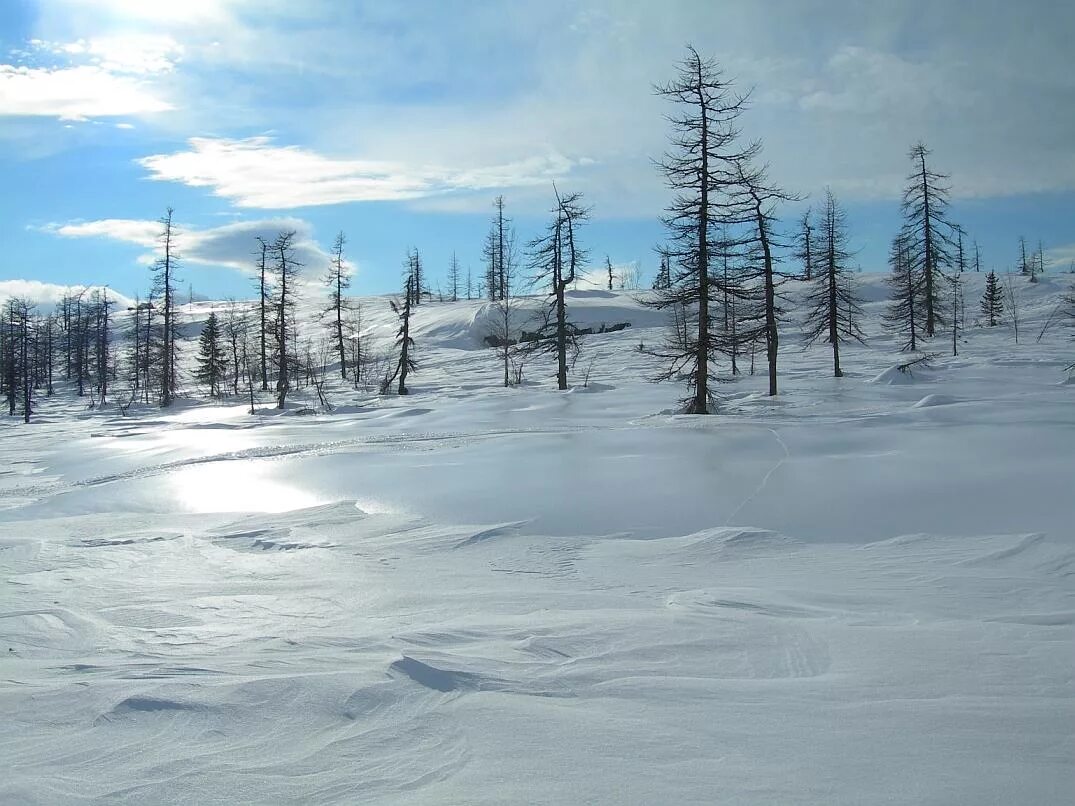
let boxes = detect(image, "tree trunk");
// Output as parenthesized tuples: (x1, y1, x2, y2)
(693, 73, 710, 413)
(757, 205, 778, 396)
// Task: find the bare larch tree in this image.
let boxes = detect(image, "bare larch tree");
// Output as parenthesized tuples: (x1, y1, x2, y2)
(151, 208, 180, 405)
(884, 232, 923, 352)
(388, 260, 417, 395)
(526, 186, 590, 390)
(644, 45, 758, 413)
(901, 143, 953, 337)
(271, 231, 302, 408)
(323, 231, 351, 379)
(803, 190, 865, 377)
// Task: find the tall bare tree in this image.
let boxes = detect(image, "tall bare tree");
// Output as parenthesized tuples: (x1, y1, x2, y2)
(323, 231, 351, 379)
(884, 232, 923, 352)
(794, 207, 815, 281)
(902, 143, 953, 337)
(803, 190, 865, 377)
(643, 46, 758, 412)
(151, 208, 180, 405)
(737, 162, 794, 396)
(271, 231, 302, 408)
(254, 237, 270, 390)
(953, 224, 966, 274)
(526, 187, 590, 390)
(92, 288, 115, 404)
(388, 260, 417, 395)
(447, 251, 461, 302)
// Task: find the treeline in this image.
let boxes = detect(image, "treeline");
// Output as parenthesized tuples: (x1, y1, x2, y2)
(4, 47, 1069, 424)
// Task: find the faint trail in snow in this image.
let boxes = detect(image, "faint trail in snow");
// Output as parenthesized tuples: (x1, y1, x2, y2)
(723, 428, 790, 527)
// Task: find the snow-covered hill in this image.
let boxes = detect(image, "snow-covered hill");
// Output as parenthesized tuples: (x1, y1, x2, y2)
(1, 272, 1073, 804)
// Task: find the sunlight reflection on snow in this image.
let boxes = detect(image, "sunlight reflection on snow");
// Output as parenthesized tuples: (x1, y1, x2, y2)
(169, 461, 322, 513)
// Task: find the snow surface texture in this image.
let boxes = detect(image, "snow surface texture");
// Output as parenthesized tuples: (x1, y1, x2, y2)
(2, 274, 1074, 804)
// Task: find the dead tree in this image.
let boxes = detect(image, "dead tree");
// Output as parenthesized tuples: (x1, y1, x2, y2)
(223, 301, 247, 395)
(949, 273, 963, 356)
(92, 288, 115, 404)
(953, 225, 966, 274)
(272, 231, 302, 408)
(737, 162, 794, 396)
(489, 294, 521, 387)
(447, 251, 461, 302)
(794, 207, 814, 281)
(254, 237, 270, 391)
(410, 248, 426, 306)
(1019, 237, 1031, 278)
(150, 208, 180, 406)
(526, 187, 589, 390)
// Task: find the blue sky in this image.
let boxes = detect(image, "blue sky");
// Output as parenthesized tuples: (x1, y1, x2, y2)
(2, 0, 1074, 305)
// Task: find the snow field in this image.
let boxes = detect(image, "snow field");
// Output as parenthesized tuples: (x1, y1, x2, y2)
(1, 272, 1073, 803)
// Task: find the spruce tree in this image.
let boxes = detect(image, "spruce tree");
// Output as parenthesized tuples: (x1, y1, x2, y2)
(980, 271, 1004, 327)
(652, 249, 672, 290)
(195, 312, 227, 397)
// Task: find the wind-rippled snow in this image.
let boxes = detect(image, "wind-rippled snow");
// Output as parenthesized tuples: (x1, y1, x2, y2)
(2, 276, 1073, 804)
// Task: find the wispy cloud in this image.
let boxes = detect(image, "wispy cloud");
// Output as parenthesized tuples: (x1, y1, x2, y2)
(136, 136, 577, 208)
(1044, 243, 1075, 273)
(30, 34, 184, 74)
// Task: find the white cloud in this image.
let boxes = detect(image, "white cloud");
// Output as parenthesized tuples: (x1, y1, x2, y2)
(0, 64, 173, 120)
(0, 32, 180, 121)
(48, 216, 340, 279)
(53, 218, 160, 246)
(0, 279, 134, 310)
(12, 1, 1075, 206)
(136, 137, 577, 208)
(32, 34, 183, 74)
